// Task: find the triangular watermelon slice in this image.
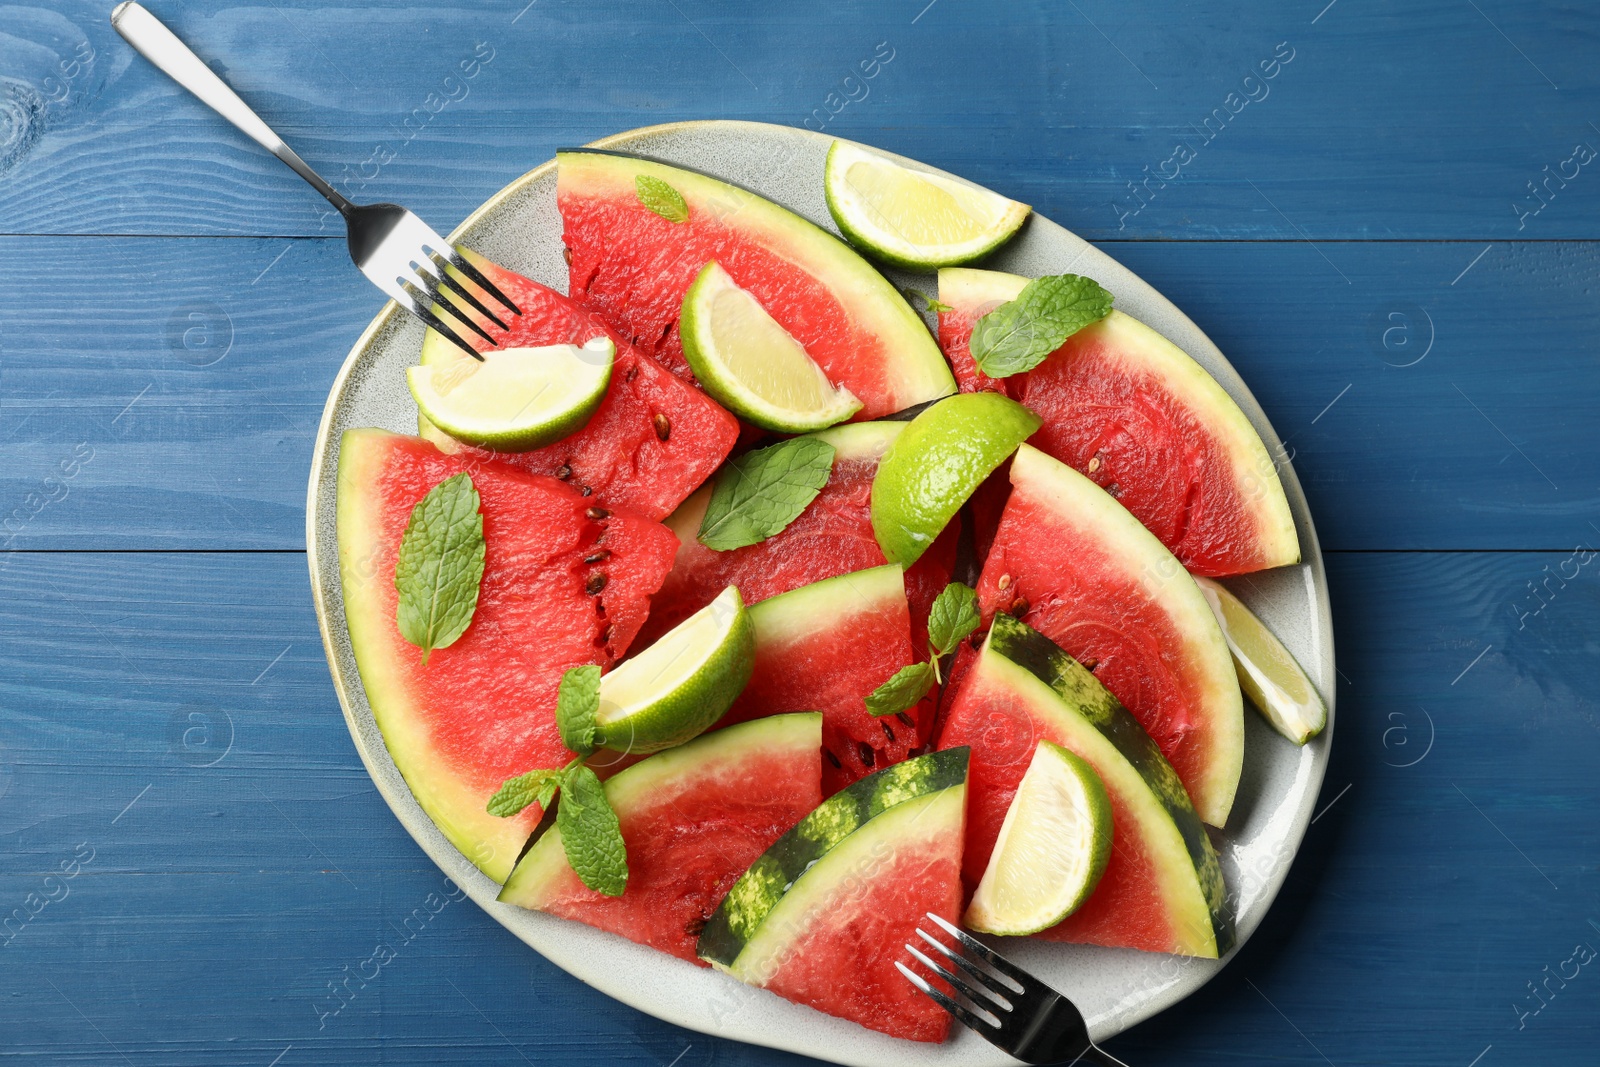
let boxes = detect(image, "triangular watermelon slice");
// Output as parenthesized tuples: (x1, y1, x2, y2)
(938, 267, 1299, 576)
(497, 713, 823, 964)
(938, 615, 1234, 958)
(336, 430, 679, 882)
(417, 257, 739, 522)
(721, 564, 933, 794)
(557, 149, 956, 417)
(698, 748, 968, 1043)
(977, 444, 1243, 827)
(634, 421, 958, 657)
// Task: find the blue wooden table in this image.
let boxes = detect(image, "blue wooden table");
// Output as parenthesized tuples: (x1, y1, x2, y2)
(3, 1, 1597, 1063)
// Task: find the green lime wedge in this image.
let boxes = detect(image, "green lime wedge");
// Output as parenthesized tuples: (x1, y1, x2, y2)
(870, 392, 1041, 565)
(965, 740, 1113, 936)
(407, 338, 614, 452)
(824, 140, 1030, 271)
(594, 586, 755, 755)
(680, 261, 862, 433)
(1195, 576, 1328, 745)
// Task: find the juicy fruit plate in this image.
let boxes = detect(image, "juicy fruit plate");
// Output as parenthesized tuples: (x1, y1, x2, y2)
(316, 124, 1331, 1057)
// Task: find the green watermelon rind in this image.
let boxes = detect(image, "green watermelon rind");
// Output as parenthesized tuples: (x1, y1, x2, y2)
(497, 712, 824, 909)
(697, 746, 969, 969)
(981, 613, 1236, 958)
(745, 563, 905, 646)
(558, 148, 957, 415)
(939, 266, 1300, 573)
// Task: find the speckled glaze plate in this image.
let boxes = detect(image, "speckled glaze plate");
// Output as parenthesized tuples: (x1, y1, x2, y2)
(307, 120, 1334, 1065)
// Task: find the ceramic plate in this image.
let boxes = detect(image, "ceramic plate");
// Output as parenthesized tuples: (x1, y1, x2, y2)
(307, 120, 1334, 1065)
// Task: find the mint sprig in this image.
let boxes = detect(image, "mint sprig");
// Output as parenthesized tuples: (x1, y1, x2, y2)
(865, 581, 980, 716)
(485, 665, 628, 896)
(698, 437, 836, 551)
(970, 274, 1113, 378)
(636, 175, 688, 224)
(394, 473, 486, 664)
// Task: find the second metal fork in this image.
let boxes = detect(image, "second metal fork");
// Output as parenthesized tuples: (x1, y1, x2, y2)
(111, 1, 519, 358)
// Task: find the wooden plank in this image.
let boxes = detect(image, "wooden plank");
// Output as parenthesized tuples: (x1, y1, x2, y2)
(0, 550, 1595, 1064)
(1, 235, 1594, 551)
(2, 1, 1597, 240)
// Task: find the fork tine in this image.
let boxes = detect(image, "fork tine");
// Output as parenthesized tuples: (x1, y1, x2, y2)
(923, 912, 1029, 993)
(396, 288, 483, 361)
(407, 267, 501, 347)
(427, 253, 510, 331)
(905, 943, 1012, 1011)
(442, 246, 522, 316)
(401, 276, 498, 349)
(914, 928, 1019, 1003)
(895, 961, 1000, 1033)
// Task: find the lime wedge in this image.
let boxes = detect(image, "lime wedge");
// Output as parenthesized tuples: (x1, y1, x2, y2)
(824, 140, 1030, 270)
(680, 261, 862, 433)
(407, 338, 614, 452)
(965, 740, 1113, 936)
(871, 392, 1041, 565)
(1195, 576, 1327, 745)
(595, 586, 756, 755)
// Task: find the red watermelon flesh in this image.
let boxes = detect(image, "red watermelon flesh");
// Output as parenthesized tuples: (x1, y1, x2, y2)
(720, 565, 934, 794)
(937, 268, 1299, 576)
(497, 714, 823, 964)
(635, 423, 958, 657)
(336, 429, 679, 882)
(556, 150, 956, 418)
(418, 256, 738, 522)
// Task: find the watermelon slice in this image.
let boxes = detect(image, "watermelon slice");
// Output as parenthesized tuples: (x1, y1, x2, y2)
(938, 268, 1299, 576)
(721, 565, 932, 794)
(417, 258, 739, 522)
(938, 615, 1233, 958)
(977, 444, 1243, 827)
(336, 429, 679, 882)
(557, 149, 956, 417)
(634, 421, 958, 656)
(498, 713, 823, 963)
(699, 748, 969, 1043)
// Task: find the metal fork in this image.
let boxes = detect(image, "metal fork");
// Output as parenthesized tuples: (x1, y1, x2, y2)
(898, 912, 1132, 1066)
(110, 1, 517, 358)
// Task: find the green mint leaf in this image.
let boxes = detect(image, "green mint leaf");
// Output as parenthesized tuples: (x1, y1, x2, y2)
(636, 174, 688, 223)
(556, 665, 601, 758)
(486, 767, 566, 818)
(905, 288, 953, 314)
(927, 582, 980, 657)
(970, 273, 1114, 378)
(865, 660, 935, 717)
(394, 473, 486, 665)
(557, 765, 628, 896)
(698, 438, 836, 551)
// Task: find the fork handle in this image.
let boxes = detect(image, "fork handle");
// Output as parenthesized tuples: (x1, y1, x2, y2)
(1086, 1047, 1133, 1067)
(110, 2, 353, 215)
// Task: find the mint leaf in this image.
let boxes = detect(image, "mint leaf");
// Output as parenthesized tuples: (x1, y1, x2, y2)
(394, 473, 486, 664)
(556, 665, 601, 758)
(698, 438, 836, 551)
(905, 288, 953, 314)
(927, 582, 980, 658)
(636, 175, 688, 224)
(486, 768, 566, 818)
(557, 765, 628, 896)
(970, 274, 1113, 378)
(865, 660, 935, 717)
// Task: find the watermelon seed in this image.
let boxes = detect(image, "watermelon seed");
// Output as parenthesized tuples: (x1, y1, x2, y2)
(997, 573, 1011, 591)
(653, 413, 671, 441)
(896, 711, 916, 728)
(598, 623, 615, 646)
(625, 364, 639, 383)
(580, 486, 593, 497)
(1009, 595, 1030, 616)
(586, 572, 609, 595)
(824, 748, 843, 769)
(1088, 454, 1103, 473)
(1081, 656, 1099, 672)
(858, 742, 875, 767)
(555, 464, 572, 480)
(583, 549, 611, 564)
(1106, 482, 1122, 498)
(881, 720, 897, 743)
(585, 506, 611, 521)
(562, 245, 572, 266)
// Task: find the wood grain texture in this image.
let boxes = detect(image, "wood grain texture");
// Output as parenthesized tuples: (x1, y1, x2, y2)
(0, 1, 1597, 239)
(0, 550, 1594, 1065)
